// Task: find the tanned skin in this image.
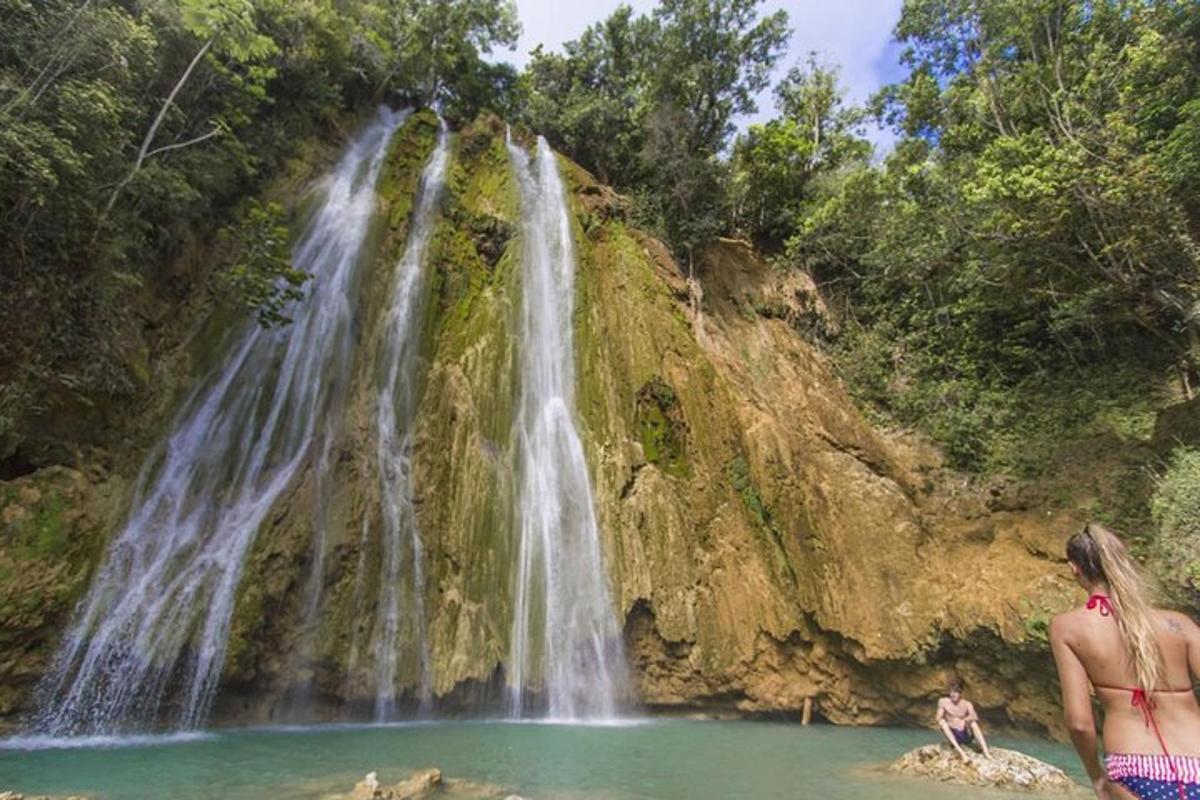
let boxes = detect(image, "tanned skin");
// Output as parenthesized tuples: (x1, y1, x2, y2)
(936, 686, 992, 761)
(1049, 563, 1200, 800)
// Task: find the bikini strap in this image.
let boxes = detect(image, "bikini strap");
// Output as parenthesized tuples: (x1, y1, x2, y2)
(1087, 594, 1115, 617)
(1130, 689, 1186, 800)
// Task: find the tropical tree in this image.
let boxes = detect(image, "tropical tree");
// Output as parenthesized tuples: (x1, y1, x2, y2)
(732, 55, 868, 245)
(361, 0, 520, 111)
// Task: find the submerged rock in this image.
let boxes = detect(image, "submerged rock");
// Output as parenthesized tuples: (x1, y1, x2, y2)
(889, 745, 1081, 793)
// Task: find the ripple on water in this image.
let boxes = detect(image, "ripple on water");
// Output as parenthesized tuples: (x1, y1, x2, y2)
(0, 730, 217, 751)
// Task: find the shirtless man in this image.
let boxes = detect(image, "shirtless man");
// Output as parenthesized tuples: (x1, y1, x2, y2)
(936, 681, 992, 761)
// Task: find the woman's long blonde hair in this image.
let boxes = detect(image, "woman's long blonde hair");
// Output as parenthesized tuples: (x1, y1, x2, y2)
(1066, 523, 1164, 694)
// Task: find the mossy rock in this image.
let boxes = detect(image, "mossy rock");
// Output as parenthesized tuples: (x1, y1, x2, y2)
(635, 377, 688, 477)
(0, 466, 120, 716)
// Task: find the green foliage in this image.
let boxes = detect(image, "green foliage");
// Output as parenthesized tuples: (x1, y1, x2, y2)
(1022, 608, 1052, 647)
(635, 377, 688, 477)
(519, 6, 652, 187)
(518, 0, 789, 258)
(638, 105, 730, 263)
(777, 0, 1200, 472)
(0, 0, 521, 460)
(647, 0, 790, 155)
(731, 55, 870, 245)
(1, 487, 69, 558)
(1151, 447, 1200, 605)
(727, 455, 769, 527)
(30, 492, 69, 557)
(726, 454, 797, 585)
(357, 0, 520, 118)
(217, 201, 309, 327)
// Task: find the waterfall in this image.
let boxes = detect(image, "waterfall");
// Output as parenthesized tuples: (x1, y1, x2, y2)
(372, 121, 450, 721)
(30, 107, 409, 736)
(506, 134, 630, 721)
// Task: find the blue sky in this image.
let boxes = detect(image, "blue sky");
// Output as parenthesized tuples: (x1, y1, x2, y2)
(497, 0, 908, 151)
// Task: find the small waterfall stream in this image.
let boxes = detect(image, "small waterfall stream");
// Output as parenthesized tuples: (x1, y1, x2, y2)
(506, 134, 630, 720)
(30, 108, 410, 736)
(372, 121, 451, 721)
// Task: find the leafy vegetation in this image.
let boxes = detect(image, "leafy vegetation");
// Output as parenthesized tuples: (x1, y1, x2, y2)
(788, 0, 1198, 472)
(1151, 448, 1200, 605)
(217, 200, 307, 327)
(519, 0, 789, 265)
(526, 0, 1197, 475)
(0, 0, 519, 459)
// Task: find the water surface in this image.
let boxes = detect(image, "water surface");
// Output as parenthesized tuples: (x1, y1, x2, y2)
(0, 720, 1084, 799)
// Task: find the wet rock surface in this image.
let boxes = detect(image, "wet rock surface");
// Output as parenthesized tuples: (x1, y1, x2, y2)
(341, 769, 525, 800)
(889, 745, 1082, 793)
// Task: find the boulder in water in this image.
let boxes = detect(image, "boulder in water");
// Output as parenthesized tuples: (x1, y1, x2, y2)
(889, 745, 1082, 793)
(390, 769, 442, 800)
(347, 769, 441, 800)
(350, 772, 381, 800)
(341, 769, 517, 800)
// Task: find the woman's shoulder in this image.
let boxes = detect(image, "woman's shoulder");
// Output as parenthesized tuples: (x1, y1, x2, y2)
(1048, 606, 1088, 638)
(1152, 607, 1199, 633)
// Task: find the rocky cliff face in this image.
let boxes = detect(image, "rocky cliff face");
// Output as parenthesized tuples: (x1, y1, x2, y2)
(0, 112, 1117, 734)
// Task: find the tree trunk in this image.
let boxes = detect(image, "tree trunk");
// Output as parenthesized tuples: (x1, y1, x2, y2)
(93, 35, 216, 241)
(1184, 320, 1200, 400)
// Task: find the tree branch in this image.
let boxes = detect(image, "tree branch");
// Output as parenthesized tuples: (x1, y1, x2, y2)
(93, 35, 216, 241)
(143, 125, 222, 160)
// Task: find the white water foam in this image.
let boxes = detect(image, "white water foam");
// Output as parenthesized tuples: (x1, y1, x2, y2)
(372, 121, 451, 721)
(0, 731, 217, 751)
(505, 133, 632, 721)
(29, 108, 410, 737)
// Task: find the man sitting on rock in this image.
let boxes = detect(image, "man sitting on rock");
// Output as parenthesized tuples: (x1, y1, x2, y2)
(936, 681, 992, 761)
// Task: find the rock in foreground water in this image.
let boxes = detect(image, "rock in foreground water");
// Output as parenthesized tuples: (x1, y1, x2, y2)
(890, 746, 1081, 793)
(343, 769, 526, 800)
(349, 770, 440, 800)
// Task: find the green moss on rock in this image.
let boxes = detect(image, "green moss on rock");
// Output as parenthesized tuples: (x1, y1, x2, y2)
(0, 467, 121, 716)
(635, 377, 688, 477)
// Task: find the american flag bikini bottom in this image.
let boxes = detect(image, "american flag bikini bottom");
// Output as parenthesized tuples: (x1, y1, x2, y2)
(1107, 753, 1200, 799)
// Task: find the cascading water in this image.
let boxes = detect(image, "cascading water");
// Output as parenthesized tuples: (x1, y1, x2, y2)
(30, 107, 409, 736)
(371, 121, 450, 721)
(506, 134, 631, 721)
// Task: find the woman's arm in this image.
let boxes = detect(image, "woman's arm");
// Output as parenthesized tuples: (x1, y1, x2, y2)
(1178, 612, 1200, 682)
(1049, 615, 1108, 797)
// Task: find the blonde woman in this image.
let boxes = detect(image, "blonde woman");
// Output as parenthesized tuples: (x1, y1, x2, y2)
(1049, 524, 1200, 800)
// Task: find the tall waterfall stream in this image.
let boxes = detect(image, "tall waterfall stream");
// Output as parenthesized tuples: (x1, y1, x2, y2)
(32, 108, 411, 736)
(506, 134, 630, 721)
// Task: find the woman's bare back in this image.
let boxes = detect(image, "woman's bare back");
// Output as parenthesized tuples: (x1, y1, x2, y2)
(1054, 605, 1200, 756)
